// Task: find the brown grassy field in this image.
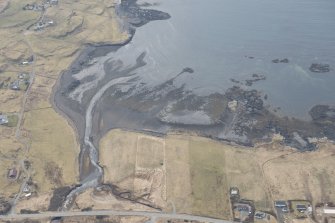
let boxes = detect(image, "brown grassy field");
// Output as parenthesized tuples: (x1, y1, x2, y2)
(99, 129, 335, 219)
(0, 124, 23, 197)
(263, 142, 335, 205)
(0, 0, 38, 28)
(100, 130, 233, 219)
(23, 107, 79, 192)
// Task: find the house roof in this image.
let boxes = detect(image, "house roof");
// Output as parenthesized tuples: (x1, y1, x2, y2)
(8, 168, 18, 178)
(275, 201, 287, 207)
(0, 115, 8, 124)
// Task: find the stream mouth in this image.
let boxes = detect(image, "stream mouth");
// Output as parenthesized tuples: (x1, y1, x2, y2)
(52, 0, 335, 210)
(52, 0, 172, 210)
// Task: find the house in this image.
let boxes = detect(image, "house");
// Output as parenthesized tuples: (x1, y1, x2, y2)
(33, 4, 44, 11)
(23, 4, 34, 10)
(237, 205, 252, 214)
(229, 187, 240, 202)
(233, 202, 254, 222)
(275, 200, 288, 208)
(18, 73, 28, 79)
(34, 19, 54, 31)
(34, 21, 46, 31)
(8, 168, 18, 179)
(254, 211, 266, 219)
(27, 56, 34, 63)
(230, 187, 239, 196)
(23, 184, 30, 193)
(20, 56, 34, 64)
(50, 0, 59, 5)
(45, 0, 58, 6)
(0, 115, 8, 125)
(10, 80, 20, 90)
(296, 204, 307, 213)
(23, 3, 44, 11)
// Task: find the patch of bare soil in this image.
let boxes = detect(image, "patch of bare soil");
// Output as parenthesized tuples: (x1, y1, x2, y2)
(0, 196, 11, 214)
(44, 161, 64, 187)
(15, 192, 52, 213)
(48, 186, 73, 211)
(72, 188, 158, 212)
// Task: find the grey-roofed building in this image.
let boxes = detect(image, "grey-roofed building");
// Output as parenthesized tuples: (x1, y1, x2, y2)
(0, 115, 8, 125)
(275, 200, 288, 208)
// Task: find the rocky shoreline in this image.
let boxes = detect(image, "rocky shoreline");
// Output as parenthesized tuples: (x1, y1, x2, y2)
(54, 0, 335, 159)
(55, 42, 335, 154)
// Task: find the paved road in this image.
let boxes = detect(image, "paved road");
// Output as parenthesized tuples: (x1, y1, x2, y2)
(0, 210, 233, 223)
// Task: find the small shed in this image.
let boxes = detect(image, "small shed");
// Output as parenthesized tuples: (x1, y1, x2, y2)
(324, 208, 335, 215)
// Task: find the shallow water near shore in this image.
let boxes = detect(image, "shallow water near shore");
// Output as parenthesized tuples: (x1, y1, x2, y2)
(114, 0, 335, 118)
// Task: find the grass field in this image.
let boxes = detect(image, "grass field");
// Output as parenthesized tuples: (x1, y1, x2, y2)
(100, 130, 233, 219)
(263, 142, 335, 205)
(0, 0, 39, 28)
(186, 137, 231, 218)
(99, 129, 335, 219)
(0, 127, 23, 198)
(23, 107, 79, 192)
(0, 157, 21, 198)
